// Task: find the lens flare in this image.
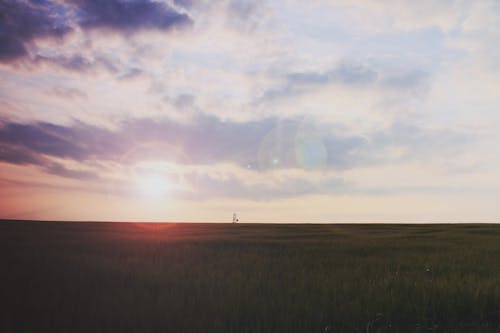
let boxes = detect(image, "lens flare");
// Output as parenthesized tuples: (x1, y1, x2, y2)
(295, 138, 327, 170)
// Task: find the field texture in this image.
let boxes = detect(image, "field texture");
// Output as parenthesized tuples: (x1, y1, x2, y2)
(1, 221, 500, 332)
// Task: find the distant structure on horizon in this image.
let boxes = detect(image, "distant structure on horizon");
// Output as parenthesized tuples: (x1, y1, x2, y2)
(232, 213, 239, 223)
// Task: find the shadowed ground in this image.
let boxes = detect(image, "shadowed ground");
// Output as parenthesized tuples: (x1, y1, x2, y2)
(1, 221, 500, 332)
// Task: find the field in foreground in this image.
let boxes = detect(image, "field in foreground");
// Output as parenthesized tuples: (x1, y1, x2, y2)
(1, 221, 500, 332)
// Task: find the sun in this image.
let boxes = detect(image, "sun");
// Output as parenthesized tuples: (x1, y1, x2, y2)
(137, 174, 170, 197)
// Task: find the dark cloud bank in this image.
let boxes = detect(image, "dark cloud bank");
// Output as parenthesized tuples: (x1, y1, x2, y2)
(0, 0, 191, 62)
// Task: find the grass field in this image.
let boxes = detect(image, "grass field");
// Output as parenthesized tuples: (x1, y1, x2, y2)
(1, 221, 500, 332)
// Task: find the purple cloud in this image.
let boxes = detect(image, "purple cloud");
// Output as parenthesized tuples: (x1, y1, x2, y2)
(0, 142, 98, 180)
(0, 122, 90, 160)
(0, 0, 72, 61)
(71, 0, 191, 32)
(0, 114, 469, 176)
(45, 162, 98, 180)
(257, 62, 378, 104)
(0, 143, 42, 165)
(0, 0, 192, 63)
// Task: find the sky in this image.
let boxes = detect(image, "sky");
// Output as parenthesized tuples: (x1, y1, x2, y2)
(0, 0, 499, 222)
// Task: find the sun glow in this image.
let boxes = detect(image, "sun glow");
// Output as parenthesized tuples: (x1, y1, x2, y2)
(137, 174, 170, 198)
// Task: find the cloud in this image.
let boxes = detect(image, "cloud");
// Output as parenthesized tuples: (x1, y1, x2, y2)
(0, 0, 72, 61)
(173, 94, 196, 109)
(0, 113, 470, 176)
(226, 0, 267, 32)
(0, 143, 42, 165)
(173, 0, 193, 9)
(33, 54, 95, 72)
(31, 52, 147, 78)
(382, 69, 430, 90)
(254, 60, 434, 108)
(0, 0, 192, 63)
(117, 67, 143, 80)
(290, 61, 378, 86)
(0, 142, 98, 180)
(0, 113, 474, 202)
(228, 0, 259, 20)
(119, 114, 276, 166)
(256, 61, 381, 103)
(0, 122, 91, 160)
(371, 122, 470, 159)
(182, 170, 349, 200)
(45, 162, 98, 180)
(71, 0, 192, 32)
(46, 87, 88, 100)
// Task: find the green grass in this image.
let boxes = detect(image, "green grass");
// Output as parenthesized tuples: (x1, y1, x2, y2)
(1, 221, 500, 332)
